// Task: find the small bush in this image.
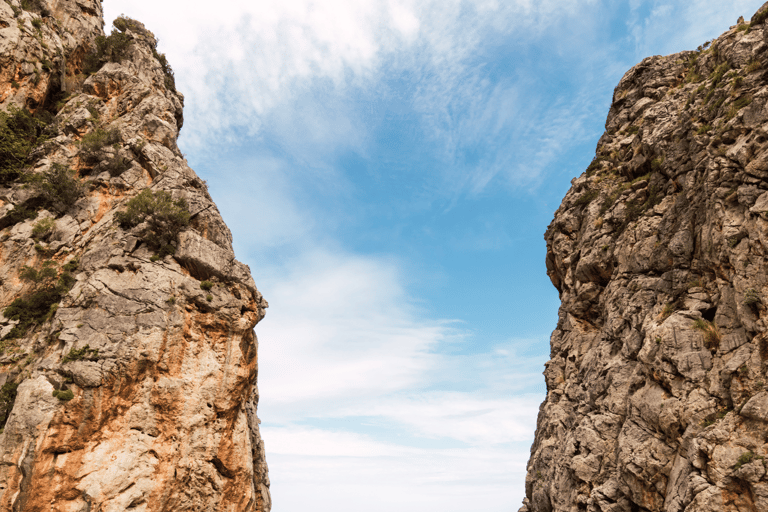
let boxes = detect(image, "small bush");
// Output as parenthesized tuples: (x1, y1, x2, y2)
(86, 104, 100, 120)
(573, 189, 598, 208)
(746, 59, 762, 74)
(78, 128, 120, 163)
(696, 124, 712, 135)
(20, 260, 57, 285)
(52, 389, 74, 401)
(733, 95, 753, 111)
(693, 318, 721, 351)
(744, 288, 761, 307)
(31, 217, 55, 240)
(62, 258, 78, 272)
(20, 0, 46, 13)
(30, 164, 84, 215)
(114, 189, 190, 255)
(153, 49, 176, 91)
(200, 280, 213, 291)
(83, 30, 133, 74)
(104, 154, 132, 177)
(754, 8, 768, 26)
(3, 260, 77, 340)
(0, 106, 47, 185)
(0, 382, 18, 428)
(206, 294, 213, 302)
(61, 344, 98, 363)
(660, 303, 675, 321)
(710, 63, 730, 86)
(3, 288, 63, 339)
(0, 206, 37, 228)
(734, 451, 757, 470)
(585, 157, 607, 176)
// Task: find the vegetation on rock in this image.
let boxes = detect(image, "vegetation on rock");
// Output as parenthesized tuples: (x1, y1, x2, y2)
(115, 189, 190, 256)
(0, 106, 47, 185)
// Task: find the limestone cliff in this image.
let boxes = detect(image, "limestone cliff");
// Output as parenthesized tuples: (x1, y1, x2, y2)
(0, 1, 270, 510)
(521, 4, 768, 512)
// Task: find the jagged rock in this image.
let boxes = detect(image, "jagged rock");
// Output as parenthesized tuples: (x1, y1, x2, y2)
(522, 3, 768, 511)
(0, 1, 270, 510)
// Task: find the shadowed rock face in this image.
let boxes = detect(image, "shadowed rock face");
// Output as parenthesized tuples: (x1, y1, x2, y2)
(0, 1, 270, 510)
(521, 3, 768, 512)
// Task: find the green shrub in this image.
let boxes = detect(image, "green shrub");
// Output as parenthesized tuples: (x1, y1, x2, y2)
(710, 63, 730, 86)
(153, 49, 176, 91)
(30, 164, 84, 215)
(660, 303, 675, 321)
(83, 30, 133, 74)
(31, 217, 55, 240)
(52, 389, 74, 401)
(0, 382, 18, 428)
(20, 260, 57, 285)
(200, 280, 213, 291)
(734, 451, 757, 470)
(746, 59, 762, 74)
(585, 156, 607, 176)
(206, 294, 213, 302)
(78, 128, 120, 163)
(0, 106, 47, 185)
(744, 288, 761, 306)
(62, 258, 78, 272)
(754, 8, 768, 26)
(20, 0, 46, 12)
(114, 189, 190, 255)
(104, 152, 132, 177)
(0, 206, 37, 228)
(573, 189, 598, 207)
(3, 288, 63, 340)
(696, 124, 712, 135)
(86, 104, 100, 120)
(3, 261, 77, 340)
(693, 318, 721, 351)
(61, 344, 98, 363)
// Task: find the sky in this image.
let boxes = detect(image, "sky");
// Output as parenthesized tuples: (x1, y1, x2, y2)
(103, 1, 767, 510)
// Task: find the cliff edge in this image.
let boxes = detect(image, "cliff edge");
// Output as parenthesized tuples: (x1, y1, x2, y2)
(0, 1, 270, 510)
(522, 3, 768, 512)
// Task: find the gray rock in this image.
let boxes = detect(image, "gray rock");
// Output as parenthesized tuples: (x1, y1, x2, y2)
(523, 5, 768, 510)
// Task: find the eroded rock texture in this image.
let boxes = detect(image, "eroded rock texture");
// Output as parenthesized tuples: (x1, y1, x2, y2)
(0, 1, 270, 510)
(521, 4, 768, 512)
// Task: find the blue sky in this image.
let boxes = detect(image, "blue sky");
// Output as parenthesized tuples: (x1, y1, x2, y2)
(104, 1, 766, 510)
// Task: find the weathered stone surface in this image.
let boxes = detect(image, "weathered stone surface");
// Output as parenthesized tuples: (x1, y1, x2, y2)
(521, 3, 768, 511)
(0, 1, 270, 510)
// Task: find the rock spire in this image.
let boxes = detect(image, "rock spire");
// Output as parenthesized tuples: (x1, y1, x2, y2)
(0, 1, 270, 510)
(521, 3, 768, 511)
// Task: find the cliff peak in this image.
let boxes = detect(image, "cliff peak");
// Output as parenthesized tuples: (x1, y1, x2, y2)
(523, 2, 768, 511)
(0, 1, 270, 510)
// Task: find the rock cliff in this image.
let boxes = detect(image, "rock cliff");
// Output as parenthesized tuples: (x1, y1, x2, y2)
(0, 1, 270, 510)
(521, 3, 768, 512)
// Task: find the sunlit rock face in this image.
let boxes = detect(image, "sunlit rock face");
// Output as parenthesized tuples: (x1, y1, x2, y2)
(0, 1, 270, 510)
(521, 3, 768, 512)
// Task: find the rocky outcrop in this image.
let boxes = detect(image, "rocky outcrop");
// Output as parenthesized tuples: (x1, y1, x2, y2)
(521, 4, 768, 512)
(0, 1, 270, 510)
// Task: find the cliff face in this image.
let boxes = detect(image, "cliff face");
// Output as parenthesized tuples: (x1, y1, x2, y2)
(0, 1, 270, 510)
(521, 4, 768, 512)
